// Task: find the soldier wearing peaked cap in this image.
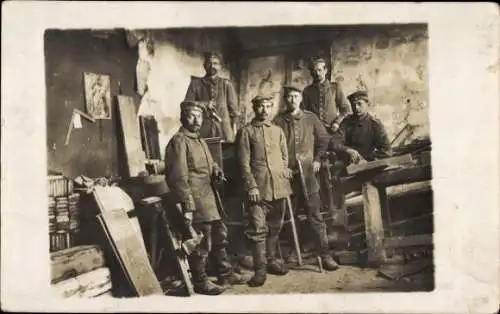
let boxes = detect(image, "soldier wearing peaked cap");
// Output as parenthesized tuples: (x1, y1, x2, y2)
(340, 90, 392, 162)
(302, 57, 352, 135)
(184, 51, 240, 142)
(164, 100, 250, 295)
(236, 94, 293, 287)
(273, 84, 363, 272)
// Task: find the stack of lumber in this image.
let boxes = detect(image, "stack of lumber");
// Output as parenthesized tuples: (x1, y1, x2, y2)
(51, 245, 112, 298)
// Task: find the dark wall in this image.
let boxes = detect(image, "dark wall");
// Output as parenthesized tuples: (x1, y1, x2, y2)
(45, 29, 139, 178)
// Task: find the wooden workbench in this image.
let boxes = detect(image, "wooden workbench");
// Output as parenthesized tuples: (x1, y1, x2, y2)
(341, 156, 433, 266)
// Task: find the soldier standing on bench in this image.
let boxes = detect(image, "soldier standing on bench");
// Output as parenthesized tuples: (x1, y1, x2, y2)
(164, 100, 249, 295)
(273, 85, 362, 271)
(236, 95, 294, 287)
(184, 51, 240, 142)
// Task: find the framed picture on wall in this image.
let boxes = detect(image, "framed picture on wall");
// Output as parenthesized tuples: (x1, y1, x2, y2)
(83, 72, 112, 120)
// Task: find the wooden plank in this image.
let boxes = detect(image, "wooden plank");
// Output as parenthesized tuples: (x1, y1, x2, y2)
(50, 245, 106, 284)
(362, 182, 387, 265)
(346, 154, 413, 176)
(345, 180, 433, 208)
(117, 95, 146, 177)
(384, 234, 433, 249)
(98, 209, 163, 297)
(92, 186, 147, 254)
(373, 165, 432, 187)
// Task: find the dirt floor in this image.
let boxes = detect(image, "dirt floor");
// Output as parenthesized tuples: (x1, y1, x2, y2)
(223, 263, 433, 295)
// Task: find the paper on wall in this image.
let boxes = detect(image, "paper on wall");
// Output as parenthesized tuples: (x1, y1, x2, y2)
(73, 113, 82, 129)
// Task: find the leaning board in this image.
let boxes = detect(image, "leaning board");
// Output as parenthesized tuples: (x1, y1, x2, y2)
(117, 95, 146, 177)
(97, 208, 163, 297)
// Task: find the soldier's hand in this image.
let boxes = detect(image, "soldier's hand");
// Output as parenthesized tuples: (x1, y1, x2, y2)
(346, 148, 364, 164)
(312, 161, 321, 173)
(248, 188, 261, 203)
(329, 122, 341, 133)
(284, 168, 294, 179)
(208, 100, 216, 110)
(213, 168, 226, 184)
(184, 211, 193, 221)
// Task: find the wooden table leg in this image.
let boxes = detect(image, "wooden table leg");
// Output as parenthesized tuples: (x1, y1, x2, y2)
(362, 181, 387, 266)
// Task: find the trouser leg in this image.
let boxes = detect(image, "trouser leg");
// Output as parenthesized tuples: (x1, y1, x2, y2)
(266, 199, 289, 275)
(306, 194, 339, 271)
(211, 220, 249, 286)
(244, 202, 268, 287)
(189, 222, 227, 295)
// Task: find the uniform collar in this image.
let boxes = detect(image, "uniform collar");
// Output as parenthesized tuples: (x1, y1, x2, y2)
(251, 119, 272, 127)
(353, 113, 371, 121)
(315, 79, 330, 88)
(283, 109, 304, 121)
(180, 126, 200, 139)
(202, 75, 219, 85)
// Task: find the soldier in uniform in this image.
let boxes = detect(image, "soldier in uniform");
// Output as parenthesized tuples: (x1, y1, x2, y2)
(341, 90, 392, 161)
(164, 100, 249, 295)
(236, 95, 293, 287)
(273, 85, 362, 271)
(301, 57, 353, 215)
(302, 57, 352, 135)
(184, 51, 240, 143)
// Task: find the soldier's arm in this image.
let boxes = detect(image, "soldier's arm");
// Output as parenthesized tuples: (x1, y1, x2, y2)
(312, 114, 330, 162)
(332, 81, 352, 127)
(164, 136, 195, 212)
(278, 127, 289, 170)
(184, 77, 197, 101)
(236, 128, 258, 192)
(201, 140, 223, 176)
(373, 119, 393, 158)
(225, 80, 240, 127)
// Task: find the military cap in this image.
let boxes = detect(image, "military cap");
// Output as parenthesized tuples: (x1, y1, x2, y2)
(308, 56, 327, 69)
(203, 51, 222, 62)
(347, 90, 370, 103)
(180, 100, 205, 112)
(251, 95, 273, 106)
(283, 84, 303, 94)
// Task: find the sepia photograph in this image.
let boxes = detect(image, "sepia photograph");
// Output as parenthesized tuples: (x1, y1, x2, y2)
(43, 23, 435, 299)
(2, 2, 499, 313)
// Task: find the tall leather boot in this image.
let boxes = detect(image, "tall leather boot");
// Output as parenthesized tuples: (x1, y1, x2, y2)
(247, 241, 267, 287)
(190, 253, 227, 295)
(212, 248, 251, 287)
(317, 226, 339, 271)
(266, 234, 288, 276)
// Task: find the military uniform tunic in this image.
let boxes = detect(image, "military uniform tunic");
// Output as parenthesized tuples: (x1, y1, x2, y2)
(184, 75, 239, 142)
(302, 80, 352, 129)
(273, 110, 330, 196)
(340, 113, 392, 161)
(164, 127, 221, 223)
(237, 119, 292, 202)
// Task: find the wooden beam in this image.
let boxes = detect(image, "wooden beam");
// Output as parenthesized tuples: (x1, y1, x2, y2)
(373, 165, 432, 187)
(345, 180, 433, 208)
(346, 154, 413, 176)
(384, 234, 433, 249)
(362, 182, 387, 265)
